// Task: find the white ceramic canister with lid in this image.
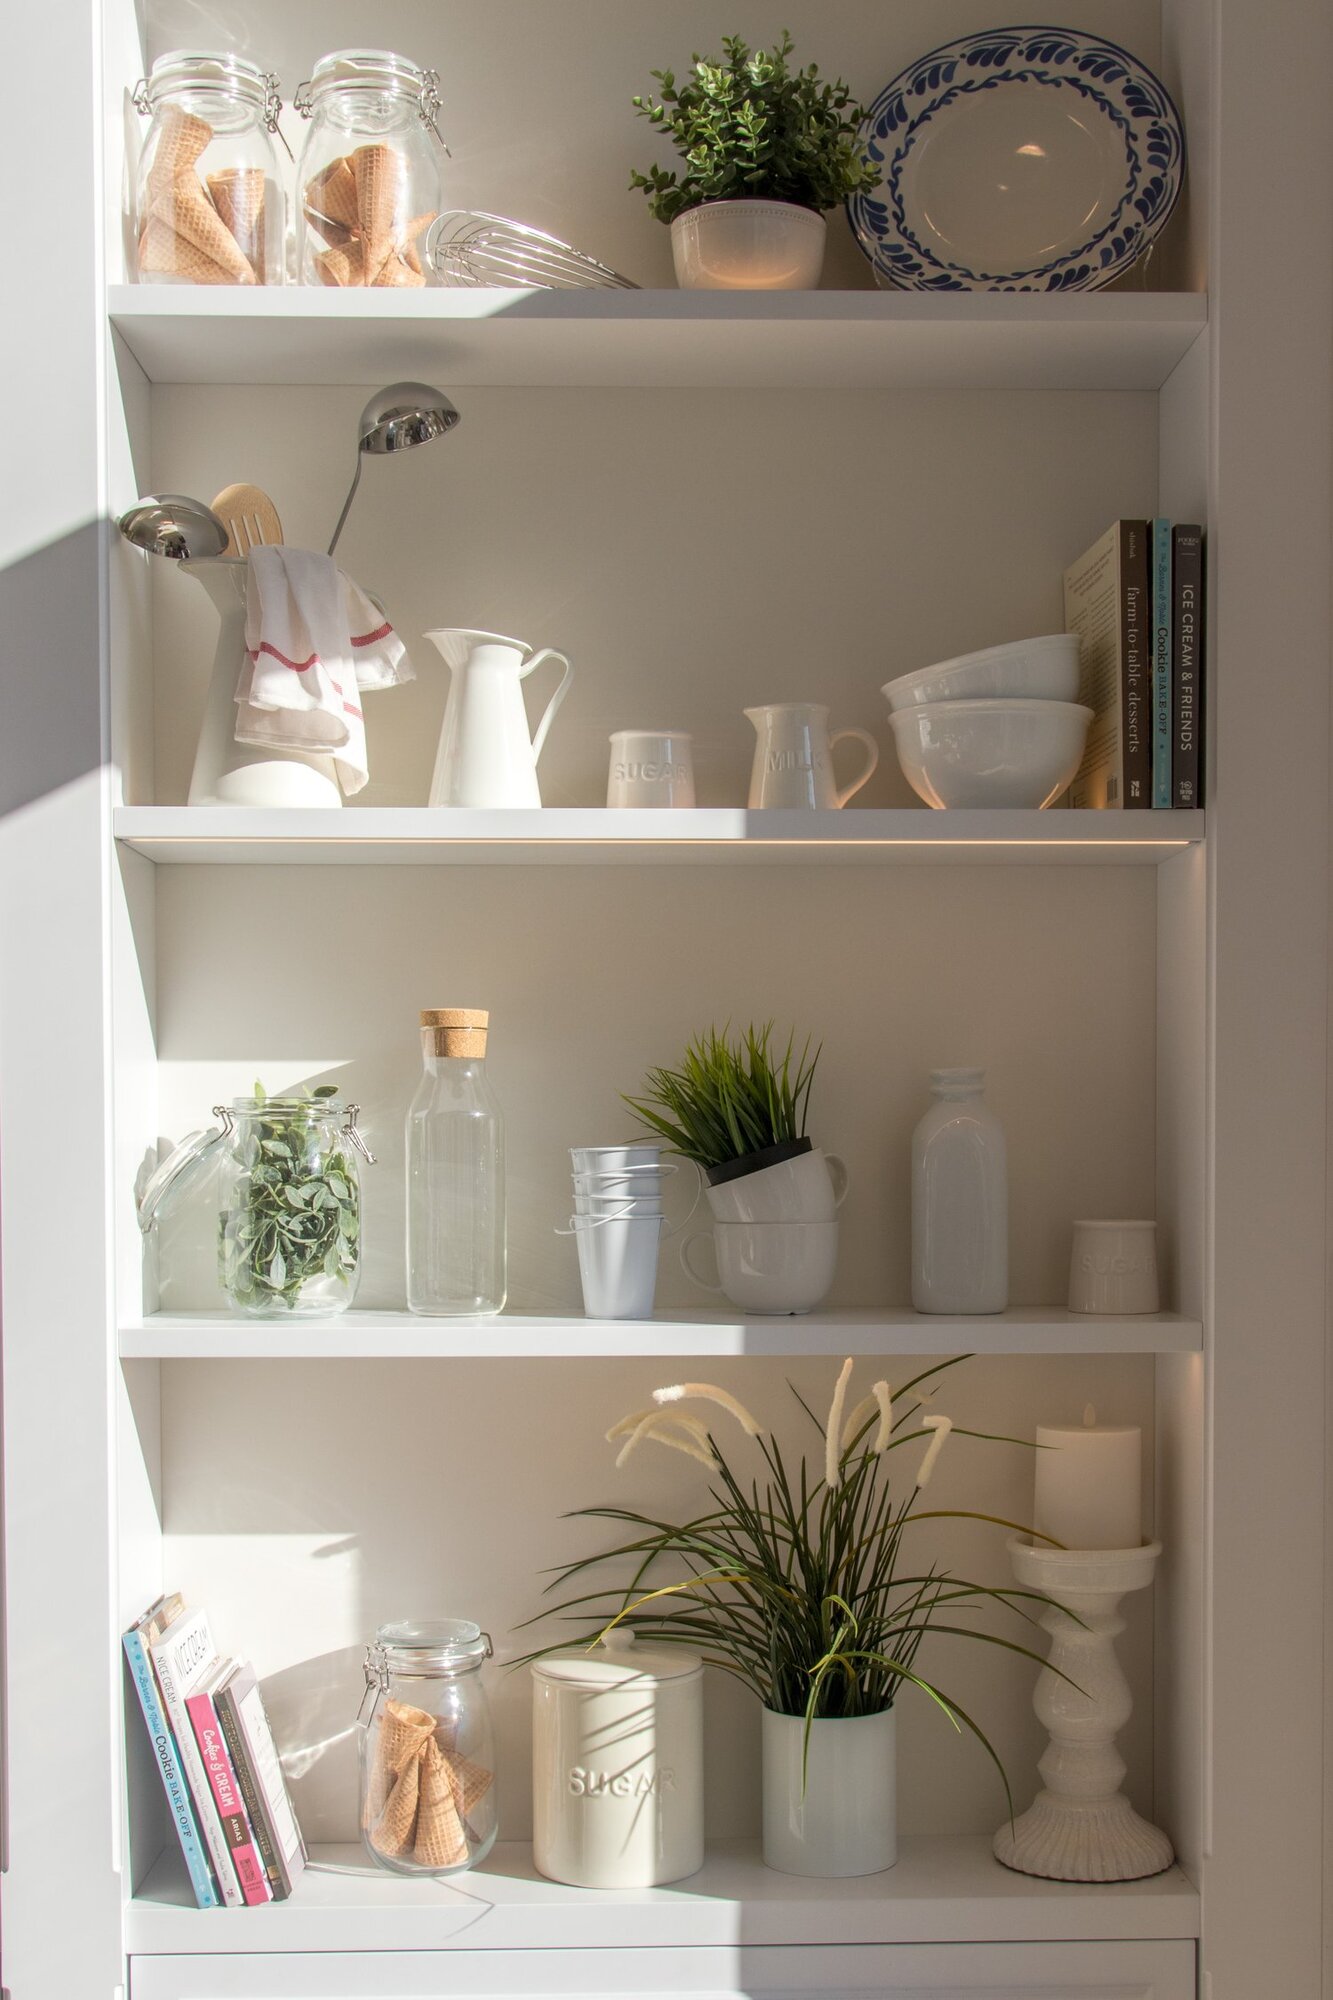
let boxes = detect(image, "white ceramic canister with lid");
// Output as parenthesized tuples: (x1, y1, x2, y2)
(531, 1635, 704, 1887)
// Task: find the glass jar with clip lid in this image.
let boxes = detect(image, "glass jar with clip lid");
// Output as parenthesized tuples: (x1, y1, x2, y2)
(136, 1087, 375, 1318)
(294, 50, 447, 287)
(133, 51, 286, 285)
(358, 1620, 497, 1876)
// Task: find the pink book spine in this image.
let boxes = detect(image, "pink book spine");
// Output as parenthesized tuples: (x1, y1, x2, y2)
(185, 1690, 273, 1906)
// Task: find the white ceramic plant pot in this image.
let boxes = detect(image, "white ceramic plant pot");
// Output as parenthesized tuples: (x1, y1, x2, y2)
(680, 1218, 838, 1315)
(670, 200, 827, 290)
(762, 1708, 897, 1877)
(706, 1146, 848, 1223)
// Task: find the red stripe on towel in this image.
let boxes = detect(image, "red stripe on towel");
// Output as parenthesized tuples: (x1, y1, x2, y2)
(247, 642, 318, 672)
(350, 622, 392, 648)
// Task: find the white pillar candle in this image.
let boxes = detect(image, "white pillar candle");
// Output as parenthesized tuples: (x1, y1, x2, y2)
(1033, 1404, 1141, 1551)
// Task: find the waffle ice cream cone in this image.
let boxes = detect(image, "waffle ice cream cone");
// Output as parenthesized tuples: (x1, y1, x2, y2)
(146, 103, 212, 193)
(208, 168, 267, 277)
(353, 143, 405, 282)
(401, 212, 435, 276)
(304, 157, 359, 242)
(414, 1737, 468, 1870)
(316, 243, 365, 287)
(138, 215, 242, 285)
(371, 1745, 423, 1858)
(371, 253, 424, 289)
(150, 178, 255, 284)
(362, 1698, 437, 1826)
(445, 1749, 493, 1819)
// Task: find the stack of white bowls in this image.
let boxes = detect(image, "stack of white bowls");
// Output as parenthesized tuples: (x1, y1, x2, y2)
(564, 1144, 670, 1320)
(881, 634, 1093, 809)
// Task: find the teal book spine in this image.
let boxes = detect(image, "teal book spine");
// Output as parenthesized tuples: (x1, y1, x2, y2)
(1152, 517, 1173, 807)
(123, 1628, 220, 1909)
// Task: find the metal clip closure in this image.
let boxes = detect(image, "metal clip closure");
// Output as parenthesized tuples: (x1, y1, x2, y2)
(132, 78, 151, 116)
(419, 68, 450, 153)
(342, 1105, 377, 1165)
(357, 1643, 389, 1723)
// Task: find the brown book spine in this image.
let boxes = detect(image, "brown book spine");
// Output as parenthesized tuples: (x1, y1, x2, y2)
(1120, 520, 1152, 807)
(216, 1678, 289, 1898)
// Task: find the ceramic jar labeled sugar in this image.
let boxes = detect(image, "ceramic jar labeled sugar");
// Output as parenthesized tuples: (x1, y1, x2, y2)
(531, 1636, 703, 1887)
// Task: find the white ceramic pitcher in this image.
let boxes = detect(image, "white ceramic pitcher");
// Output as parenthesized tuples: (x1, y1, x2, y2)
(425, 629, 573, 807)
(746, 702, 879, 809)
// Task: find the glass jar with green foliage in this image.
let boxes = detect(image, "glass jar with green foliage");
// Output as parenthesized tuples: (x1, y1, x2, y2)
(217, 1087, 373, 1317)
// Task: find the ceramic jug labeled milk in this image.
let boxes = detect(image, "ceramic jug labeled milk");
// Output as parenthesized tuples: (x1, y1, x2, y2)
(746, 703, 878, 809)
(426, 629, 573, 807)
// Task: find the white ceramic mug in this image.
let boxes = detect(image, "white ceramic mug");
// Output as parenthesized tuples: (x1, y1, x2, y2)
(705, 1148, 848, 1224)
(681, 1218, 838, 1315)
(607, 730, 696, 808)
(1068, 1220, 1160, 1314)
(746, 703, 879, 809)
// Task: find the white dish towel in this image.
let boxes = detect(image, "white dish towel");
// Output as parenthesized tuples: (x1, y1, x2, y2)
(235, 545, 414, 795)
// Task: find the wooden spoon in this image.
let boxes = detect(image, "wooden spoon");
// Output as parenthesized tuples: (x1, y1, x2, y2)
(210, 482, 284, 557)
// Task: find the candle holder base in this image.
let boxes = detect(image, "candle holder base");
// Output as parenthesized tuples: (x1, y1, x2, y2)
(994, 1789, 1175, 1883)
(992, 1538, 1174, 1885)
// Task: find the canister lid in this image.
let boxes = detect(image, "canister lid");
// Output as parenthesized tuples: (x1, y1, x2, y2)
(531, 1632, 702, 1687)
(371, 1618, 491, 1676)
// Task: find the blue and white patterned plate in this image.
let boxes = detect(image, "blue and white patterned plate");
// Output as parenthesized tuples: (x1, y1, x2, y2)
(847, 26, 1184, 292)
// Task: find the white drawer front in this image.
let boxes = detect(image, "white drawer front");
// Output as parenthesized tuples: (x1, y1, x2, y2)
(130, 1940, 1196, 2000)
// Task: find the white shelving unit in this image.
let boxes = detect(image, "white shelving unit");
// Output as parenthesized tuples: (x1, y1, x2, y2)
(5, 2, 1332, 1997)
(108, 285, 1206, 390)
(114, 805, 1205, 865)
(128, 1836, 1199, 1953)
(119, 1307, 1205, 1360)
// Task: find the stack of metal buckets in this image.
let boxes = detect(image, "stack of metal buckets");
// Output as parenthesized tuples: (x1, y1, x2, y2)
(562, 1144, 681, 1319)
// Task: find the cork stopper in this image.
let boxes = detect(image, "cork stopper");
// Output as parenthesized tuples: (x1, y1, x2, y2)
(421, 1008, 489, 1058)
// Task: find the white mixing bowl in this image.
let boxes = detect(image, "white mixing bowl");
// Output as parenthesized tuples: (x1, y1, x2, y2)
(888, 698, 1094, 809)
(882, 634, 1082, 711)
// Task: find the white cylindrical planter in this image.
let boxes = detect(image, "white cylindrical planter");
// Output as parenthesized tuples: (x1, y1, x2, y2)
(531, 1640, 703, 1888)
(761, 1708, 896, 1877)
(670, 200, 827, 290)
(993, 1538, 1174, 1882)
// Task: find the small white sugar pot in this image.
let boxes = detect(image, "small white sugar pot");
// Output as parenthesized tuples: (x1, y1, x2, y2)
(531, 1633, 704, 1888)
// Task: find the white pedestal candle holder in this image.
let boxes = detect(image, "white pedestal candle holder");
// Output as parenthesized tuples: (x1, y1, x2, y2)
(993, 1537, 1174, 1882)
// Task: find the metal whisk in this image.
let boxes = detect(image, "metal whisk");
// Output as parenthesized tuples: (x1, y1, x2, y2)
(426, 211, 638, 290)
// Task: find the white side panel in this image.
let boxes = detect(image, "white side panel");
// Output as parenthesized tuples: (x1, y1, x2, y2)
(1201, 0, 1333, 1992)
(0, 0, 124, 1991)
(128, 1939, 1197, 2000)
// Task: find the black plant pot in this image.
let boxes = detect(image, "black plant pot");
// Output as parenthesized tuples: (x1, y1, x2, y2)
(705, 1136, 813, 1189)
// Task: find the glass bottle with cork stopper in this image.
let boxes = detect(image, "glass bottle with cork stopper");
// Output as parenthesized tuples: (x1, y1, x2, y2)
(406, 1009, 506, 1316)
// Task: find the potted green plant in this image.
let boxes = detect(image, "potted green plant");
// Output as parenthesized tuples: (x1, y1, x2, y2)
(630, 31, 879, 290)
(527, 1357, 1055, 1877)
(626, 1024, 845, 1312)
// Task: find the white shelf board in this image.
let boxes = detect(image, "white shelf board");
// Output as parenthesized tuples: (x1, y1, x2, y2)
(113, 806, 1204, 866)
(119, 1307, 1203, 1360)
(107, 286, 1207, 391)
(126, 1836, 1199, 1953)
